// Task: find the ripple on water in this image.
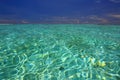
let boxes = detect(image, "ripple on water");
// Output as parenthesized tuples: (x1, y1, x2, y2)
(0, 24, 120, 80)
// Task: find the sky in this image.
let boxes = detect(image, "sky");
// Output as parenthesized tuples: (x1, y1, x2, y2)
(0, 0, 120, 24)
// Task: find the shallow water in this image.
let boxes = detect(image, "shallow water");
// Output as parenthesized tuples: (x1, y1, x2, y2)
(0, 24, 120, 80)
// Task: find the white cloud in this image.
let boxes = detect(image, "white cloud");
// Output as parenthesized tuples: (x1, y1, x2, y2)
(108, 14, 120, 18)
(95, 0, 120, 3)
(21, 20, 29, 23)
(109, 0, 120, 3)
(88, 15, 109, 23)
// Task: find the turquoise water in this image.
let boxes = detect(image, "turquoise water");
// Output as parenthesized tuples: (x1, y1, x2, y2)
(0, 24, 120, 80)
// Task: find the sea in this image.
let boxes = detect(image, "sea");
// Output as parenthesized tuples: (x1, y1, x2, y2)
(0, 24, 120, 80)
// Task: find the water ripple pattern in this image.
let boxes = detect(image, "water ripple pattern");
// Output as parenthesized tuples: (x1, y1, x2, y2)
(0, 24, 120, 80)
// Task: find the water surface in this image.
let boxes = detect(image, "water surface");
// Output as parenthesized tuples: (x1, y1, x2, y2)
(0, 24, 120, 80)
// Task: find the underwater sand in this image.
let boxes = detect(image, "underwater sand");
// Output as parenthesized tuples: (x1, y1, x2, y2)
(0, 24, 120, 80)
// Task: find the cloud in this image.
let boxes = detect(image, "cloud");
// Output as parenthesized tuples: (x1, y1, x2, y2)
(46, 15, 110, 24)
(0, 19, 29, 24)
(21, 20, 29, 23)
(0, 20, 15, 23)
(88, 15, 109, 23)
(108, 14, 120, 18)
(41, 16, 81, 24)
(109, 0, 120, 3)
(96, 0, 120, 3)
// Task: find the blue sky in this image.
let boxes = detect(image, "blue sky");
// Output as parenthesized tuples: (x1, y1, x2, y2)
(0, 0, 120, 24)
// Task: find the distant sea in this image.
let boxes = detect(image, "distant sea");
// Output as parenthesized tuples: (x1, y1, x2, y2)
(0, 24, 120, 80)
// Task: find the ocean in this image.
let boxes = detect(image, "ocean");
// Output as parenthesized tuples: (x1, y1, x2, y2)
(0, 24, 120, 80)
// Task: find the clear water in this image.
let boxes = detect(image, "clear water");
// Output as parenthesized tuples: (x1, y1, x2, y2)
(0, 24, 120, 80)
